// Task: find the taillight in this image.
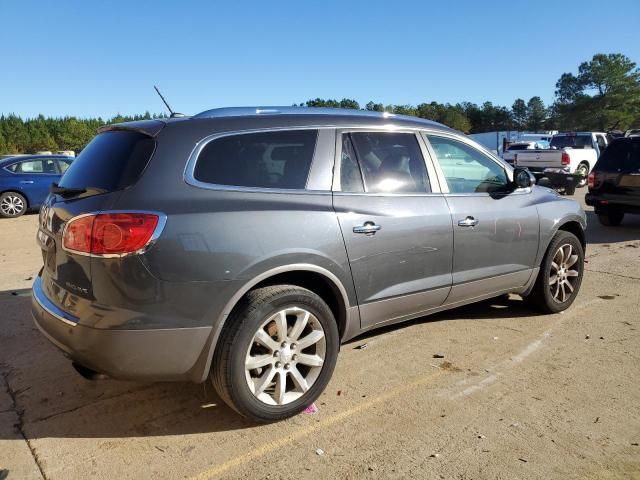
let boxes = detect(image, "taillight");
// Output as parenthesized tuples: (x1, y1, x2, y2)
(513, 154, 518, 166)
(63, 212, 161, 255)
(587, 173, 595, 188)
(561, 152, 570, 166)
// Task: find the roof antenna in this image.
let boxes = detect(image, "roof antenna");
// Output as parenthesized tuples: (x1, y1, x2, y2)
(154, 86, 185, 118)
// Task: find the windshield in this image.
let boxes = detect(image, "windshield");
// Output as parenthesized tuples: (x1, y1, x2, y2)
(550, 135, 592, 149)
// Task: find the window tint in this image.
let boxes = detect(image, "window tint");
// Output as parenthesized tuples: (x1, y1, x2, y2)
(595, 139, 640, 173)
(427, 135, 508, 193)
(596, 135, 607, 151)
(59, 131, 155, 193)
(550, 135, 592, 149)
(57, 159, 72, 173)
(349, 132, 430, 193)
(194, 130, 318, 189)
(339, 135, 364, 192)
(18, 160, 44, 173)
(5, 163, 18, 172)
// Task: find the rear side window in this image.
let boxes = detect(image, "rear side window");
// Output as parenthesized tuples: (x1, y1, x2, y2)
(347, 132, 430, 194)
(193, 130, 318, 189)
(596, 139, 640, 173)
(59, 131, 155, 193)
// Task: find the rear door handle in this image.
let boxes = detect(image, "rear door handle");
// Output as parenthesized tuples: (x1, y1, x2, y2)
(20, 180, 34, 184)
(458, 216, 479, 227)
(353, 222, 381, 235)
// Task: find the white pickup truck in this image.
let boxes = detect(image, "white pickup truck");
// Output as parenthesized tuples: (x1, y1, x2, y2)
(513, 132, 609, 194)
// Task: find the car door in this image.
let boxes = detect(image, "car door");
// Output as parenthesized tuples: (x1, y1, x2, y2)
(423, 133, 540, 304)
(15, 158, 60, 208)
(332, 130, 453, 329)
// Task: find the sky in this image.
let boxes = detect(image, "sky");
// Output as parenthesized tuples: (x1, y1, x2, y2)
(1, 0, 639, 119)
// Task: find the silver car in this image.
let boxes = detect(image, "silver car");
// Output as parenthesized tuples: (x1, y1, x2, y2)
(32, 107, 586, 421)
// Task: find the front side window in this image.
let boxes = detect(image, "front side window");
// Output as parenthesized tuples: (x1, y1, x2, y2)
(194, 130, 318, 189)
(427, 135, 508, 194)
(345, 132, 430, 194)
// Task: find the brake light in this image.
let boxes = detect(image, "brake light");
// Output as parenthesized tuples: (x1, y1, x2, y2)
(63, 213, 160, 255)
(587, 173, 595, 188)
(561, 152, 570, 166)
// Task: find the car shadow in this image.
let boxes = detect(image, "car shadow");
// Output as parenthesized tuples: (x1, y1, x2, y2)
(0, 288, 543, 440)
(585, 211, 640, 244)
(344, 294, 541, 346)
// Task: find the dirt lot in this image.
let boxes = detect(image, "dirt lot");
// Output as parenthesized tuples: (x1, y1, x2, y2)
(1, 193, 639, 480)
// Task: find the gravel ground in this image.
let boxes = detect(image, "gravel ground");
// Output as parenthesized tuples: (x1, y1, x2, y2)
(1, 193, 639, 480)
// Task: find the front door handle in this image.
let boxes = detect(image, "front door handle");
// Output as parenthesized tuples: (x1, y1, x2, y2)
(457, 216, 479, 227)
(20, 180, 34, 184)
(353, 222, 381, 235)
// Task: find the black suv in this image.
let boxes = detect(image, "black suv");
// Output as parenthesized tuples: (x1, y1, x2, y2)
(586, 136, 640, 226)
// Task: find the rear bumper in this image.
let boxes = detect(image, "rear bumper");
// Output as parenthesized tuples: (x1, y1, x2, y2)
(532, 169, 582, 190)
(31, 276, 212, 382)
(586, 193, 640, 213)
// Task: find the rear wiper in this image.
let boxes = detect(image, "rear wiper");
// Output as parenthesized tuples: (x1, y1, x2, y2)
(50, 183, 86, 197)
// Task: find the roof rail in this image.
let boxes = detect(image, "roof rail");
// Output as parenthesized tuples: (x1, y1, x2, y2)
(193, 106, 399, 119)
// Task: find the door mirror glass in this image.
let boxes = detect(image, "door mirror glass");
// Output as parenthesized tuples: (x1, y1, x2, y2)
(513, 167, 533, 189)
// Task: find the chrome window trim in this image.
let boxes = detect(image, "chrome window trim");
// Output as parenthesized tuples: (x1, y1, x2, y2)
(32, 276, 79, 327)
(183, 126, 336, 194)
(61, 210, 168, 259)
(332, 127, 441, 195)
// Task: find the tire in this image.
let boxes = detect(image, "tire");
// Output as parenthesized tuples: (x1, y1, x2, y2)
(211, 285, 339, 422)
(0, 192, 27, 218)
(525, 231, 584, 314)
(597, 210, 624, 226)
(564, 185, 576, 196)
(576, 162, 589, 188)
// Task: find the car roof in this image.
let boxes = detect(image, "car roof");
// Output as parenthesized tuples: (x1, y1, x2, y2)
(192, 106, 451, 129)
(104, 106, 456, 137)
(0, 155, 73, 167)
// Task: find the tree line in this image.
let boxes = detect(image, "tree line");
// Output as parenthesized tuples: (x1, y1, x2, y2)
(1, 53, 638, 155)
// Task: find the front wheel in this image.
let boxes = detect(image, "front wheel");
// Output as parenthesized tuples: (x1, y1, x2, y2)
(564, 184, 576, 196)
(211, 285, 339, 422)
(525, 231, 584, 314)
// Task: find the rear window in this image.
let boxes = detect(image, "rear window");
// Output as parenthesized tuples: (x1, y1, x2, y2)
(193, 130, 318, 189)
(59, 131, 155, 193)
(550, 135, 592, 149)
(595, 139, 640, 173)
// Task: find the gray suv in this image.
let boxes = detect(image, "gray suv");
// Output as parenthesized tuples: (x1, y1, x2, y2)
(31, 107, 586, 421)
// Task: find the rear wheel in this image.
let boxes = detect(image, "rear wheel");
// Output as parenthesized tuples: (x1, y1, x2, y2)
(526, 231, 584, 314)
(576, 162, 589, 188)
(0, 192, 27, 218)
(597, 209, 624, 226)
(211, 285, 339, 422)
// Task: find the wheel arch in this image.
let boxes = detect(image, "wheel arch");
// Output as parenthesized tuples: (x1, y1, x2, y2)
(189, 264, 354, 383)
(0, 189, 30, 208)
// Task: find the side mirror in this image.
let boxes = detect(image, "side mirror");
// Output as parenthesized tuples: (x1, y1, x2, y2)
(513, 167, 533, 189)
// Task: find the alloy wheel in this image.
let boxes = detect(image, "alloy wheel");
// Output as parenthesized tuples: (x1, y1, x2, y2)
(0, 195, 25, 216)
(244, 307, 326, 406)
(549, 243, 580, 303)
(576, 164, 589, 187)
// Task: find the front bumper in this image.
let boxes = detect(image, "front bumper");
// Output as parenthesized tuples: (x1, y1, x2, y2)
(31, 276, 212, 382)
